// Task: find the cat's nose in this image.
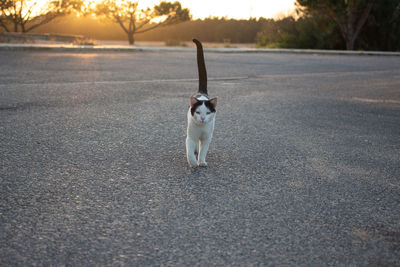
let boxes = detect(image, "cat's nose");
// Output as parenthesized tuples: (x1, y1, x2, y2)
(201, 116, 205, 121)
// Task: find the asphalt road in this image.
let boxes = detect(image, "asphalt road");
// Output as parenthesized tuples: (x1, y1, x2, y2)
(1, 50, 399, 266)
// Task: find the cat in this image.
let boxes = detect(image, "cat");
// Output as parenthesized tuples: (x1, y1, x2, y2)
(186, 39, 218, 168)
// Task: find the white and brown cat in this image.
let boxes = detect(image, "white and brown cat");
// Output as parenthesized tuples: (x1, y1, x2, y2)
(186, 39, 218, 168)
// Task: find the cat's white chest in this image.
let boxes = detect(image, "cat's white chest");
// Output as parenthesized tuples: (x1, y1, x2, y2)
(187, 109, 215, 140)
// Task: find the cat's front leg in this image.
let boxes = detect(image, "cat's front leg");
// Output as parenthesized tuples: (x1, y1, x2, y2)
(186, 137, 197, 168)
(198, 138, 211, 167)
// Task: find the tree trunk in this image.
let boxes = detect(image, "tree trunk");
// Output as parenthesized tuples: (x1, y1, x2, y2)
(344, 0, 373, 50)
(128, 33, 135, 45)
(345, 22, 356, 50)
(346, 37, 356, 50)
(322, 0, 374, 50)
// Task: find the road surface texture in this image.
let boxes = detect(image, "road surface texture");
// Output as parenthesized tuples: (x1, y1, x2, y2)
(1, 50, 399, 266)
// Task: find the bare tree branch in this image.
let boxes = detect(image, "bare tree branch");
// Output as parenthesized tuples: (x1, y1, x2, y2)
(0, 19, 10, 31)
(115, 15, 129, 34)
(95, 0, 190, 44)
(0, 0, 82, 33)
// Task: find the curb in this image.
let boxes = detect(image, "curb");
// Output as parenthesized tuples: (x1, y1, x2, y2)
(1, 43, 400, 56)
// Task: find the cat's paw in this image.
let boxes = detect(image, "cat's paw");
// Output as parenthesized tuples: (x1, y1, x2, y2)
(187, 155, 197, 168)
(198, 162, 208, 167)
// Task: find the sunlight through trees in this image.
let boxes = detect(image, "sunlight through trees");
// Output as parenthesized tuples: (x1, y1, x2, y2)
(95, 0, 190, 44)
(0, 0, 83, 32)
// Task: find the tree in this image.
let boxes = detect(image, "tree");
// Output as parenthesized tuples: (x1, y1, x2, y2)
(255, 17, 297, 48)
(95, 0, 190, 45)
(294, 15, 344, 49)
(0, 0, 83, 32)
(296, 0, 374, 50)
(359, 0, 400, 51)
(0, 0, 12, 31)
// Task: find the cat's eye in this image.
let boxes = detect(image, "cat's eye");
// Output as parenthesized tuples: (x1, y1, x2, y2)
(196, 111, 201, 114)
(206, 112, 211, 114)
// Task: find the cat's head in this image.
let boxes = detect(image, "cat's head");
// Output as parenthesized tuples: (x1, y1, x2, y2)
(190, 96, 218, 124)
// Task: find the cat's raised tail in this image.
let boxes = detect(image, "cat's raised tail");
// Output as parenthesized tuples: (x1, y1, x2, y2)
(193, 39, 207, 95)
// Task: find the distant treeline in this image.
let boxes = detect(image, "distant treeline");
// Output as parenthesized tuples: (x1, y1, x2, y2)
(31, 16, 263, 43)
(28, 10, 400, 51)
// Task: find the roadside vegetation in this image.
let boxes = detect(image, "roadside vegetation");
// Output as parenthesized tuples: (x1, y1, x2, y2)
(1, 0, 399, 51)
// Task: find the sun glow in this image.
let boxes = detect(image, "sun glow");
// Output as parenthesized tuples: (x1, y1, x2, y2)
(30, 0, 295, 19)
(180, 0, 296, 19)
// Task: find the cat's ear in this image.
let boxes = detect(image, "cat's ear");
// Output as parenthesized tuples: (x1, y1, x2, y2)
(209, 97, 218, 108)
(190, 96, 198, 107)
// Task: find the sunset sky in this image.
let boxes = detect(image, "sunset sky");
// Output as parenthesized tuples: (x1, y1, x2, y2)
(31, 0, 296, 20)
(179, 0, 296, 19)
